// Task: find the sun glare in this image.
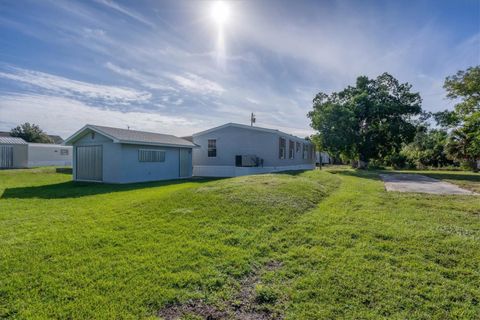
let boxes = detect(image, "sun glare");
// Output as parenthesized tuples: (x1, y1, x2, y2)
(211, 1, 230, 26)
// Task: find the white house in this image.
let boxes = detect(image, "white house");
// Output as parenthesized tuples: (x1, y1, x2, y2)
(190, 123, 316, 177)
(0, 137, 72, 169)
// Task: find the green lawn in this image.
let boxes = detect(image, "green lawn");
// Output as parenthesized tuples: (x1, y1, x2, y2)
(0, 167, 479, 319)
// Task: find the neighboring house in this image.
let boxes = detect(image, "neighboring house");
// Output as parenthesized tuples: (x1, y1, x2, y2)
(63, 125, 197, 183)
(0, 137, 72, 169)
(0, 131, 64, 144)
(191, 123, 315, 177)
(0, 137, 28, 168)
(47, 135, 64, 144)
(315, 151, 331, 165)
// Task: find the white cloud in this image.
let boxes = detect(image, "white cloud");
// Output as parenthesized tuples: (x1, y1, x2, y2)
(0, 66, 151, 105)
(245, 97, 260, 105)
(165, 72, 225, 95)
(82, 27, 106, 38)
(94, 0, 155, 28)
(0, 93, 198, 137)
(105, 62, 176, 91)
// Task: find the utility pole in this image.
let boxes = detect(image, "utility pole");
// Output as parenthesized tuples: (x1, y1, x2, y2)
(250, 112, 256, 126)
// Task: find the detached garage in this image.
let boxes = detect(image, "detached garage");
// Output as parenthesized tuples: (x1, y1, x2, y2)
(0, 137, 71, 169)
(64, 124, 197, 183)
(0, 137, 28, 169)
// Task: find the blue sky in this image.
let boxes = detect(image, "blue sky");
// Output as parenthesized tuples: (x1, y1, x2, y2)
(0, 0, 479, 138)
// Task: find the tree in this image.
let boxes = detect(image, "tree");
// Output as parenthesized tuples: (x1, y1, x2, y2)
(401, 128, 453, 169)
(10, 123, 53, 143)
(435, 66, 480, 171)
(308, 73, 422, 168)
(445, 115, 480, 171)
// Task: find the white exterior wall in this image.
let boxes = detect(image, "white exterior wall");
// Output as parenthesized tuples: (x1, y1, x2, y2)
(192, 125, 315, 177)
(27, 144, 72, 167)
(0, 143, 71, 168)
(0, 144, 28, 168)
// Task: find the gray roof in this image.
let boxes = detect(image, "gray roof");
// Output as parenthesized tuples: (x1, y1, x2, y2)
(192, 122, 311, 142)
(48, 135, 64, 144)
(0, 131, 63, 144)
(0, 137, 27, 144)
(64, 124, 197, 148)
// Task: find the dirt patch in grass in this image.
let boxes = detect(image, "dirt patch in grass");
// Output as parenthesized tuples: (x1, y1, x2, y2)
(158, 261, 283, 320)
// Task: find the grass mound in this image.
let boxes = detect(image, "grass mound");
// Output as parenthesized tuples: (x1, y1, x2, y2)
(0, 169, 339, 319)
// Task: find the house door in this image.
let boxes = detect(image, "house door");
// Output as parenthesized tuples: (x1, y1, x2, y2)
(0, 146, 13, 168)
(76, 145, 103, 181)
(179, 149, 190, 178)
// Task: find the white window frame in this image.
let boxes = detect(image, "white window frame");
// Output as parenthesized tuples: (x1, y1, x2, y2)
(289, 140, 295, 159)
(279, 137, 286, 159)
(207, 139, 217, 157)
(138, 149, 166, 162)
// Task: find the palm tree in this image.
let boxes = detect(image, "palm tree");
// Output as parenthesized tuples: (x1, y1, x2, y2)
(446, 128, 478, 171)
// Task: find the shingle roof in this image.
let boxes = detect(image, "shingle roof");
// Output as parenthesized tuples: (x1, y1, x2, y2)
(64, 124, 197, 148)
(0, 137, 27, 144)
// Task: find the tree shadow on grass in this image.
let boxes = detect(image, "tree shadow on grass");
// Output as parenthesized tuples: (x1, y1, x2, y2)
(419, 172, 480, 183)
(326, 168, 383, 181)
(329, 169, 479, 185)
(1, 177, 217, 200)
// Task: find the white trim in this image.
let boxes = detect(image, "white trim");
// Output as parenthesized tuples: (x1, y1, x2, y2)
(193, 164, 315, 177)
(117, 140, 199, 148)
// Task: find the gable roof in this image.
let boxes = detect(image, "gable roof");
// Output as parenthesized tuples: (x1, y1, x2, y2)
(48, 135, 64, 144)
(0, 137, 27, 144)
(64, 124, 197, 148)
(192, 122, 311, 142)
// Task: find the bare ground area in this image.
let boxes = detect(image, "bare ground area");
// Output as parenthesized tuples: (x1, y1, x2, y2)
(380, 173, 477, 195)
(158, 261, 283, 320)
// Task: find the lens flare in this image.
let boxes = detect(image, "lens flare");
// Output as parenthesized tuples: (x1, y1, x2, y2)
(211, 1, 230, 26)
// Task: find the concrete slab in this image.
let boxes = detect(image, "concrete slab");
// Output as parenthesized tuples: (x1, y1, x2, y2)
(379, 173, 477, 195)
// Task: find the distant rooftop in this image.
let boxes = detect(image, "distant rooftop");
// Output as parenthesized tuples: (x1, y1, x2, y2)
(0, 137, 27, 144)
(0, 131, 64, 144)
(64, 124, 197, 148)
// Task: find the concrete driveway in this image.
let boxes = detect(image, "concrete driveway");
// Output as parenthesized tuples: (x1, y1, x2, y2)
(379, 173, 477, 195)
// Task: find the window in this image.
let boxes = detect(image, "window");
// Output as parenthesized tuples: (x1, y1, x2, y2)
(60, 149, 69, 155)
(139, 149, 165, 162)
(208, 139, 216, 157)
(303, 143, 308, 159)
(289, 140, 295, 159)
(279, 137, 286, 159)
(296, 142, 301, 153)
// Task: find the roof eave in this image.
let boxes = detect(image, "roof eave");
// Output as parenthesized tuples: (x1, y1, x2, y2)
(117, 140, 198, 148)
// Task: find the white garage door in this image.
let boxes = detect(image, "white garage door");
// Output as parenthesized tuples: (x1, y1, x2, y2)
(76, 145, 103, 181)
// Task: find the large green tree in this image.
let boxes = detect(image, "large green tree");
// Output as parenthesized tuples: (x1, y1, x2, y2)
(435, 66, 480, 171)
(10, 123, 53, 143)
(401, 128, 453, 168)
(308, 73, 422, 168)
